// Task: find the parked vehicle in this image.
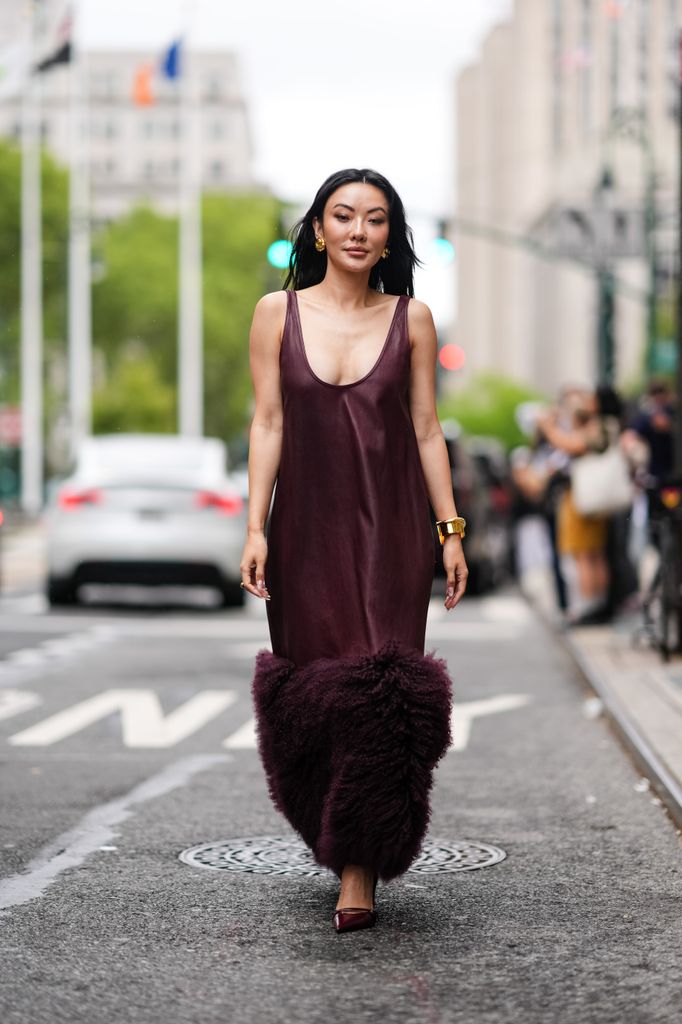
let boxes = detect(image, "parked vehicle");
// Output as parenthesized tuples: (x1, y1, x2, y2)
(432, 426, 513, 594)
(45, 434, 247, 607)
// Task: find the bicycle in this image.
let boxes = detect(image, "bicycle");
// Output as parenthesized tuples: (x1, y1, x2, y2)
(637, 478, 682, 661)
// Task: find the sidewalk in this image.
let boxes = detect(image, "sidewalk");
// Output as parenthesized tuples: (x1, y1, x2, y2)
(558, 612, 682, 832)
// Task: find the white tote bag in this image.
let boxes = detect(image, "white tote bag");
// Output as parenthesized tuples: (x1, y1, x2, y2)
(570, 445, 634, 517)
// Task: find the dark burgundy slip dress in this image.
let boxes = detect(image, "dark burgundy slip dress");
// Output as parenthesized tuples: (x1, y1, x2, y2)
(251, 289, 454, 882)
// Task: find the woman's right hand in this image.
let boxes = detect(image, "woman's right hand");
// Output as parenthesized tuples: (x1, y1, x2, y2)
(240, 531, 271, 600)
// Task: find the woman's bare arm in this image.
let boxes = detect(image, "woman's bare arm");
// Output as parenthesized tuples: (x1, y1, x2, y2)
(240, 291, 286, 597)
(407, 299, 468, 609)
(536, 413, 589, 456)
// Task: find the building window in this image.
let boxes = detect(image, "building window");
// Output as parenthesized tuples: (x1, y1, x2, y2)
(637, 0, 649, 111)
(551, 0, 564, 153)
(579, 0, 593, 137)
(142, 161, 155, 180)
(141, 119, 154, 140)
(209, 160, 224, 181)
(608, 5, 621, 116)
(90, 70, 118, 99)
(667, 0, 679, 119)
(208, 118, 225, 139)
(205, 74, 223, 100)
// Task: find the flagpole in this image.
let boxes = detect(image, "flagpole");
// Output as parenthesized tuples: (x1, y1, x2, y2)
(20, 0, 43, 517)
(177, 22, 203, 438)
(67, 20, 91, 457)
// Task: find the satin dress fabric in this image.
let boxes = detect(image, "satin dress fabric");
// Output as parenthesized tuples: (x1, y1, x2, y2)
(264, 289, 435, 666)
(252, 289, 454, 881)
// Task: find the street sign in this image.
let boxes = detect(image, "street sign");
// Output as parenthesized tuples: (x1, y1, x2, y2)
(533, 205, 647, 262)
(0, 406, 21, 447)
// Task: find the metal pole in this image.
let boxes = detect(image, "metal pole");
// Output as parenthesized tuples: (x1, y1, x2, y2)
(67, 36, 92, 458)
(20, 1, 43, 517)
(178, 32, 203, 438)
(594, 168, 616, 385)
(675, 29, 682, 476)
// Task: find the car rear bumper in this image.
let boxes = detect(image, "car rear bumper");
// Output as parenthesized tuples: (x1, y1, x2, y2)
(64, 560, 231, 589)
(47, 521, 244, 584)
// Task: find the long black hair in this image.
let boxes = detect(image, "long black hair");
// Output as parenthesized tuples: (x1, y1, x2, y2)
(283, 168, 421, 296)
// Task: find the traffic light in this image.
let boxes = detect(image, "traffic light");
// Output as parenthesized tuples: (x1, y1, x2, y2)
(267, 240, 293, 269)
(429, 219, 455, 265)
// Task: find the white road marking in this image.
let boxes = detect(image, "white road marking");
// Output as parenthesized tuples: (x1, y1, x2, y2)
(8, 689, 237, 748)
(0, 753, 230, 911)
(0, 626, 120, 689)
(223, 716, 257, 749)
(0, 689, 42, 722)
(478, 595, 533, 624)
(450, 694, 532, 751)
(426, 622, 527, 642)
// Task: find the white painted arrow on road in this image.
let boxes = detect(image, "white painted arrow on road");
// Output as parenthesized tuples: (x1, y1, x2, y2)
(220, 694, 534, 753)
(8, 690, 237, 748)
(0, 689, 43, 722)
(450, 694, 532, 751)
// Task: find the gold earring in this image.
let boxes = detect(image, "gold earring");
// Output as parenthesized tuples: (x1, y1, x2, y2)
(315, 236, 326, 252)
(381, 246, 390, 259)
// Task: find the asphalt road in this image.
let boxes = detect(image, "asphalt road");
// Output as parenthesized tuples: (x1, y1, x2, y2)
(0, 583, 680, 1024)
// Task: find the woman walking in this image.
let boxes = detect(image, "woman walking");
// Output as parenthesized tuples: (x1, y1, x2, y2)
(240, 168, 467, 933)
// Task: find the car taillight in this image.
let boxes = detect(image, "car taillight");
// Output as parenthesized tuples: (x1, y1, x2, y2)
(661, 487, 682, 510)
(58, 488, 102, 510)
(195, 490, 243, 515)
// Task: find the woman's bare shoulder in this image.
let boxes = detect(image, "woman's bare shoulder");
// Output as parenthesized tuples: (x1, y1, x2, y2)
(406, 297, 436, 340)
(254, 290, 288, 316)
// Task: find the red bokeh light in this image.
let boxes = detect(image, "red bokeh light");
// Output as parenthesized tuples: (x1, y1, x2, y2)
(438, 344, 466, 372)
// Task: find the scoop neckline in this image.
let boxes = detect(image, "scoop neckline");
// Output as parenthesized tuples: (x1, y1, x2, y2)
(292, 291, 403, 390)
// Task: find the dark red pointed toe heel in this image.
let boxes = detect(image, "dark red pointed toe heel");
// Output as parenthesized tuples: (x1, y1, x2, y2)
(332, 907, 377, 933)
(332, 874, 379, 933)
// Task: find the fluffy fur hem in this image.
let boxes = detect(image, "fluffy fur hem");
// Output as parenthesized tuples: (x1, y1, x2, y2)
(251, 638, 453, 882)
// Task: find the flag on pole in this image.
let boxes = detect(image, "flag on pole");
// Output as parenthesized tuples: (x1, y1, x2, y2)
(133, 63, 155, 106)
(35, 4, 73, 73)
(161, 39, 182, 80)
(0, 39, 30, 99)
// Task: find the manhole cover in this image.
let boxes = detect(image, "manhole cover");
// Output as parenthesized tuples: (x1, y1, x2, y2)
(178, 836, 506, 876)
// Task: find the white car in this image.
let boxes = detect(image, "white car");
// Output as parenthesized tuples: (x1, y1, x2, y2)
(45, 434, 248, 607)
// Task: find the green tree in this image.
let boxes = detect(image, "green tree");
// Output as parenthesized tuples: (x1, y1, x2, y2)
(93, 352, 175, 434)
(437, 373, 548, 450)
(91, 192, 281, 443)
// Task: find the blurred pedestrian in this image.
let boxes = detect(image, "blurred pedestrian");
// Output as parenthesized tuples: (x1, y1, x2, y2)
(537, 388, 621, 625)
(623, 379, 676, 537)
(240, 168, 466, 934)
(509, 415, 569, 614)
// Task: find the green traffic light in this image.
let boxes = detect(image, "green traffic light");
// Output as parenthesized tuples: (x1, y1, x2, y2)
(267, 239, 293, 269)
(428, 237, 455, 265)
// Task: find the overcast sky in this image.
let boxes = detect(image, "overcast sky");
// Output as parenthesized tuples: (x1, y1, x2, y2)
(80, 0, 511, 216)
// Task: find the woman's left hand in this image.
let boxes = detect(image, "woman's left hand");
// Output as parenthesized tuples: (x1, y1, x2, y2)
(443, 536, 468, 611)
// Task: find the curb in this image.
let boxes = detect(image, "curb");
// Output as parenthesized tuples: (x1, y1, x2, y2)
(558, 625, 682, 832)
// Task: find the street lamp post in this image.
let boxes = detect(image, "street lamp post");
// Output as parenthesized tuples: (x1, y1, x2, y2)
(608, 107, 658, 377)
(593, 166, 616, 384)
(675, 30, 682, 477)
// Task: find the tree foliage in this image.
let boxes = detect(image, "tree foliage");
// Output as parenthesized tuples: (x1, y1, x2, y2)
(92, 192, 281, 447)
(437, 373, 548, 450)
